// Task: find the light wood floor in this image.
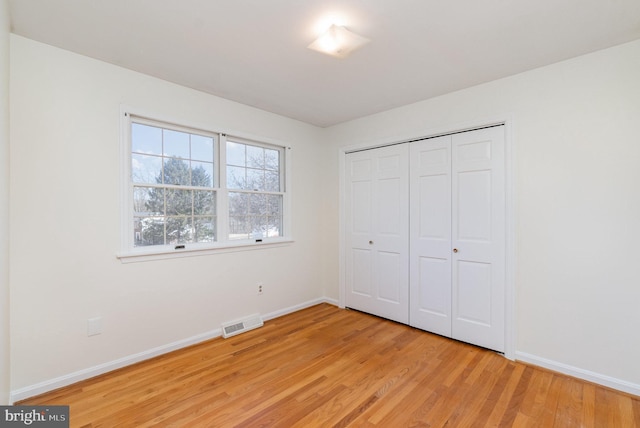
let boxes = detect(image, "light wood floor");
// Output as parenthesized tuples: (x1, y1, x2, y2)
(20, 303, 640, 427)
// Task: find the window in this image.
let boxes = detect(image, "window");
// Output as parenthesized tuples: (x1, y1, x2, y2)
(131, 120, 217, 247)
(120, 112, 289, 260)
(226, 138, 283, 240)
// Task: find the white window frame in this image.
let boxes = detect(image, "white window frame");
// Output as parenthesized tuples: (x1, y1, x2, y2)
(118, 107, 292, 263)
(222, 134, 287, 242)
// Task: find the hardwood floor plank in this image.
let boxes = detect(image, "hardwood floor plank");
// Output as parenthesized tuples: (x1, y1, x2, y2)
(440, 357, 510, 427)
(408, 348, 486, 426)
(581, 383, 597, 428)
(633, 392, 640, 427)
(552, 376, 583, 427)
(541, 375, 565, 426)
(18, 304, 640, 427)
(374, 344, 485, 426)
(498, 365, 534, 426)
(619, 395, 637, 428)
(520, 368, 554, 425)
(356, 355, 440, 425)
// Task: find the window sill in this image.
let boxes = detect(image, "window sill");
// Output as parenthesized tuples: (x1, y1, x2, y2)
(116, 238, 294, 263)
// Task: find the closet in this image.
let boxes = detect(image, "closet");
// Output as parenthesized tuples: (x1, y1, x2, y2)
(345, 126, 506, 352)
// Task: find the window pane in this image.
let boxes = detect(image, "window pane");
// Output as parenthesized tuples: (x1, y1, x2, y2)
(267, 195, 282, 237)
(227, 165, 246, 189)
(194, 217, 216, 243)
(133, 187, 149, 215)
(229, 216, 249, 240)
(191, 162, 213, 187)
(246, 168, 265, 191)
(250, 216, 267, 239)
(246, 145, 264, 168)
(265, 149, 279, 171)
(191, 134, 214, 162)
(166, 188, 192, 216)
(265, 170, 280, 192)
(166, 216, 192, 244)
(228, 192, 248, 216)
(267, 195, 282, 217)
(249, 193, 267, 216)
(248, 194, 267, 239)
(193, 190, 215, 215)
(227, 141, 245, 166)
(132, 123, 162, 155)
(135, 217, 165, 247)
(267, 216, 281, 237)
(164, 129, 190, 158)
(134, 186, 164, 216)
(163, 158, 190, 185)
(132, 154, 162, 184)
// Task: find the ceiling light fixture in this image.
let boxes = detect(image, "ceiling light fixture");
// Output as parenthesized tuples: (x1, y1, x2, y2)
(307, 24, 370, 59)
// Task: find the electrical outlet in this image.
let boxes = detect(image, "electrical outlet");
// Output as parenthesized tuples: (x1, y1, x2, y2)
(257, 283, 263, 295)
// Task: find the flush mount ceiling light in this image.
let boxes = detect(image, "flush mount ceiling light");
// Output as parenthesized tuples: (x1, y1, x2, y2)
(307, 24, 370, 58)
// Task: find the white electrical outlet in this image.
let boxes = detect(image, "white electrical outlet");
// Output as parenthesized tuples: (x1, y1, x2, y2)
(87, 317, 103, 336)
(257, 283, 263, 295)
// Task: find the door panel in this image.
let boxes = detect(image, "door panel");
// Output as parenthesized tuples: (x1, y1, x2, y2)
(377, 178, 402, 235)
(455, 260, 492, 326)
(452, 126, 505, 352)
(377, 251, 403, 303)
(351, 248, 372, 296)
(351, 181, 371, 234)
(409, 136, 452, 336)
(345, 145, 409, 324)
(457, 170, 492, 242)
(417, 256, 449, 316)
(419, 175, 450, 239)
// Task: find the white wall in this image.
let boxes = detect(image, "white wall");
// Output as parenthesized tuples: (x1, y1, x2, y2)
(9, 35, 326, 396)
(323, 40, 640, 392)
(0, 0, 10, 405)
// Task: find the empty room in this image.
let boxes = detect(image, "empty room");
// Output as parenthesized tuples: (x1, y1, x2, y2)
(1, 0, 640, 426)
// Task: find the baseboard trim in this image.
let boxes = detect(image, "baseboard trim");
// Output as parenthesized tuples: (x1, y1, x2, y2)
(262, 297, 337, 322)
(10, 297, 336, 403)
(515, 351, 640, 397)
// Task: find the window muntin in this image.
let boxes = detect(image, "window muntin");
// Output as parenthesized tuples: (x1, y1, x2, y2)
(130, 120, 217, 247)
(226, 139, 284, 240)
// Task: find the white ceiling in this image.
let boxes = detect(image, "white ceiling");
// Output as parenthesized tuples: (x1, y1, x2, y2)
(8, 0, 640, 127)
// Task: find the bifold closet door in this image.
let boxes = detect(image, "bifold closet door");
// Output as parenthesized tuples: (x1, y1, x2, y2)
(409, 135, 453, 337)
(410, 126, 505, 352)
(345, 144, 409, 324)
(451, 126, 505, 352)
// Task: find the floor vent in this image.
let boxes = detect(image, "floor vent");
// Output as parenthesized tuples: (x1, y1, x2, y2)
(222, 314, 263, 338)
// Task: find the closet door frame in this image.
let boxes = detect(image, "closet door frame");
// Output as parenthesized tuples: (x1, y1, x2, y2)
(338, 118, 516, 360)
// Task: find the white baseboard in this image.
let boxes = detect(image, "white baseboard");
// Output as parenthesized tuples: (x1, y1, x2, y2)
(262, 297, 337, 322)
(322, 297, 339, 307)
(515, 351, 640, 397)
(10, 297, 336, 403)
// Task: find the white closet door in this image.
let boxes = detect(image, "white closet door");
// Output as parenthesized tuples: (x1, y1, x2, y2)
(409, 126, 505, 352)
(451, 126, 505, 352)
(345, 144, 409, 324)
(409, 135, 453, 336)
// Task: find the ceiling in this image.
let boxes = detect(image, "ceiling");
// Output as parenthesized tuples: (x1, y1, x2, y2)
(8, 0, 640, 127)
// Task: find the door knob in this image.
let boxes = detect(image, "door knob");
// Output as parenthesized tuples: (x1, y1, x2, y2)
(453, 248, 458, 253)
(369, 240, 374, 245)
